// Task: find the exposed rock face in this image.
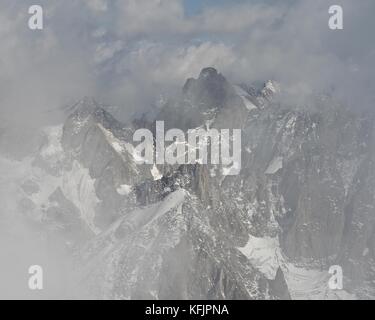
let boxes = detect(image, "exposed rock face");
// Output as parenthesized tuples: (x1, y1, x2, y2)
(57, 71, 292, 299)
(1, 68, 374, 299)
(61, 98, 152, 228)
(269, 267, 291, 300)
(239, 100, 375, 297)
(156, 67, 247, 132)
(122, 68, 375, 298)
(80, 189, 274, 299)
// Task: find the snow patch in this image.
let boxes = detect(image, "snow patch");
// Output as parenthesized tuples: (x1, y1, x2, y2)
(97, 123, 139, 174)
(61, 161, 101, 234)
(239, 234, 356, 300)
(97, 123, 133, 155)
(117, 184, 132, 196)
(116, 189, 187, 233)
(283, 264, 356, 300)
(239, 235, 281, 280)
(234, 85, 257, 111)
(151, 164, 162, 181)
(263, 80, 280, 94)
(40, 125, 64, 160)
(265, 156, 283, 175)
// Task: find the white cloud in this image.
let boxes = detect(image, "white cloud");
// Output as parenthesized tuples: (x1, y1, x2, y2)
(84, 0, 108, 13)
(94, 40, 124, 64)
(118, 41, 235, 85)
(114, 0, 189, 37)
(196, 2, 288, 33)
(0, 0, 374, 126)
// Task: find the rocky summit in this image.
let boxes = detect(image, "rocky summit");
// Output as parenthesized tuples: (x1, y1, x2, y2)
(0, 68, 374, 300)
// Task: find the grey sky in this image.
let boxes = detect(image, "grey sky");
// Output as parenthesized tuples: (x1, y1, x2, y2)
(0, 0, 374, 125)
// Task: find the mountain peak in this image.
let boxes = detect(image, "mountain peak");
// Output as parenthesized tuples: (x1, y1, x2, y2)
(261, 80, 281, 99)
(263, 80, 280, 94)
(75, 96, 100, 113)
(62, 96, 100, 117)
(199, 67, 219, 79)
(182, 67, 231, 107)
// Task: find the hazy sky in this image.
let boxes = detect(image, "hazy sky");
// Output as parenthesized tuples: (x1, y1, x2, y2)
(0, 0, 374, 125)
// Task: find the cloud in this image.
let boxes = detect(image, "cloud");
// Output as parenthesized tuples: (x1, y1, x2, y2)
(0, 0, 374, 128)
(84, 0, 108, 13)
(111, 0, 287, 37)
(226, 0, 375, 108)
(0, 1, 96, 127)
(195, 2, 288, 33)
(0, 0, 374, 299)
(102, 0, 375, 110)
(99, 41, 237, 118)
(114, 0, 188, 37)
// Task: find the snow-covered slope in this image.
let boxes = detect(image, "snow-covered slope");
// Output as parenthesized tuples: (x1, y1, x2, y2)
(239, 235, 356, 300)
(1, 68, 375, 300)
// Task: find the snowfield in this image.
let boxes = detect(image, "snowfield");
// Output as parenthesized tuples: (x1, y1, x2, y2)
(239, 235, 356, 300)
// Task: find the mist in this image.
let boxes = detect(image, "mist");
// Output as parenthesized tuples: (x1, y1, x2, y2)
(1, 0, 373, 127)
(0, 0, 374, 300)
